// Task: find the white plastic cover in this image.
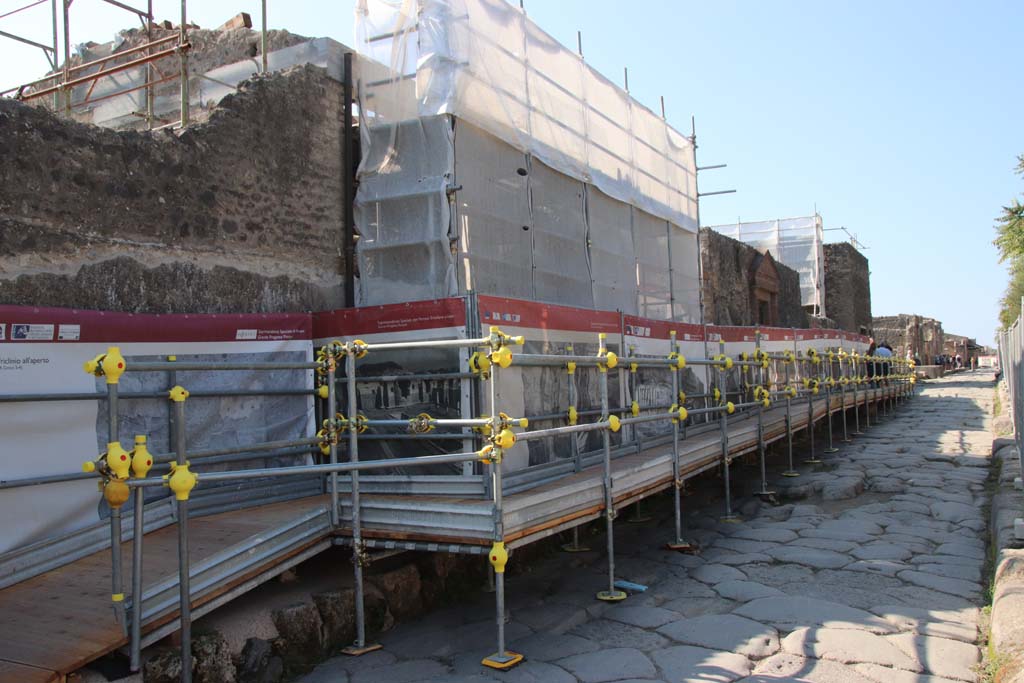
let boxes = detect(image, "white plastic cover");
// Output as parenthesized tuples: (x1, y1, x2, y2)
(355, 0, 698, 232)
(707, 215, 825, 315)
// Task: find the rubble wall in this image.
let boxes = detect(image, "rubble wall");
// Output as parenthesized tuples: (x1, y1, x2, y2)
(700, 228, 807, 328)
(0, 65, 346, 313)
(823, 242, 872, 334)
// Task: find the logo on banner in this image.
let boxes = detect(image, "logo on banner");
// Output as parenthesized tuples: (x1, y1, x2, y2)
(0, 324, 4, 341)
(625, 324, 651, 337)
(10, 323, 54, 341)
(235, 329, 258, 340)
(58, 324, 80, 341)
(484, 311, 521, 324)
(707, 333, 722, 342)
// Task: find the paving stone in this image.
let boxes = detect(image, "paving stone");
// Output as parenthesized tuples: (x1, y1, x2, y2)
(708, 548, 770, 565)
(781, 627, 921, 671)
(652, 645, 752, 682)
(851, 543, 914, 562)
(788, 536, 858, 553)
(743, 653, 875, 682)
(351, 659, 448, 683)
(866, 606, 977, 643)
(882, 586, 975, 611)
(801, 528, 879, 544)
(934, 541, 986, 561)
(914, 563, 982, 583)
(764, 546, 852, 569)
(691, 563, 747, 584)
(662, 596, 739, 618)
(930, 502, 982, 525)
(568, 619, 669, 651)
(817, 518, 885, 536)
(732, 527, 799, 543)
(853, 662, 963, 683)
(658, 614, 779, 658)
(557, 647, 656, 683)
(713, 580, 784, 602)
(885, 633, 980, 681)
(506, 632, 598, 662)
(843, 560, 911, 578)
(897, 570, 982, 599)
(512, 601, 589, 634)
(714, 538, 779, 554)
(734, 596, 895, 633)
(789, 504, 825, 517)
(604, 605, 681, 629)
(741, 563, 815, 588)
(910, 554, 980, 568)
(878, 534, 935, 554)
(823, 476, 867, 501)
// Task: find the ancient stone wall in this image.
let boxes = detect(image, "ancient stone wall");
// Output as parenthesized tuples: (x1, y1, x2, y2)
(0, 64, 347, 313)
(873, 314, 944, 362)
(700, 228, 807, 328)
(823, 242, 871, 334)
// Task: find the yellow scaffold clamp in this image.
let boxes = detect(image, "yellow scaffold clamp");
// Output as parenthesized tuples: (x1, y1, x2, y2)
(713, 354, 733, 371)
(785, 385, 798, 399)
(83, 346, 127, 384)
(130, 435, 153, 479)
(409, 412, 435, 434)
(670, 403, 688, 423)
(712, 387, 721, 403)
(351, 414, 369, 433)
(631, 400, 640, 417)
(566, 360, 577, 375)
(474, 415, 492, 437)
(668, 351, 686, 369)
(596, 336, 618, 372)
(678, 390, 687, 403)
(783, 350, 795, 365)
(725, 401, 735, 415)
(487, 326, 523, 369)
(477, 444, 498, 465)
(317, 383, 330, 400)
(607, 415, 621, 432)
(165, 461, 198, 501)
(807, 348, 820, 364)
(469, 351, 492, 379)
(489, 540, 509, 573)
(567, 406, 578, 425)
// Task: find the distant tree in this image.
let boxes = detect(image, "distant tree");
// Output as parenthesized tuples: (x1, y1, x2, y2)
(996, 155, 1024, 328)
(994, 155, 1024, 262)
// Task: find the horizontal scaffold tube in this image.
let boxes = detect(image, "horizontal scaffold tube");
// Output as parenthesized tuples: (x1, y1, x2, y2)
(127, 362, 320, 372)
(358, 335, 497, 352)
(515, 420, 614, 442)
(124, 450, 486, 488)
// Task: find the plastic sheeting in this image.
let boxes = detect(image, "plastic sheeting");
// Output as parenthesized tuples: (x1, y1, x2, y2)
(355, 0, 698, 232)
(355, 115, 458, 305)
(707, 215, 825, 315)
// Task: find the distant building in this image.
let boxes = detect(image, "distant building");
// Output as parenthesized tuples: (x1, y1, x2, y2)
(872, 314, 944, 362)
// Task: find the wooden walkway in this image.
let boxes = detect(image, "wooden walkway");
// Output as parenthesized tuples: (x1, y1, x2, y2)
(0, 388, 896, 681)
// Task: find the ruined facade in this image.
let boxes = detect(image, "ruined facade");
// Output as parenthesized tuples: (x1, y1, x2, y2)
(824, 242, 872, 335)
(872, 314, 944, 362)
(700, 228, 807, 328)
(0, 65, 349, 313)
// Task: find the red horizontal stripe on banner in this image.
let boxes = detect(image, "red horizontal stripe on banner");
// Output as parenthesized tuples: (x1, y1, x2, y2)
(477, 295, 620, 334)
(0, 306, 311, 343)
(314, 299, 467, 338)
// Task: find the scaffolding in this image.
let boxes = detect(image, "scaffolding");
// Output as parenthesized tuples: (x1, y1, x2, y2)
(0, 300, 915, 680)
(707, 215, 827, 316)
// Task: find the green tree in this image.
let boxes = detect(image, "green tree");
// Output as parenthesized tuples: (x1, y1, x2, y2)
(995, 155, 1024, 327)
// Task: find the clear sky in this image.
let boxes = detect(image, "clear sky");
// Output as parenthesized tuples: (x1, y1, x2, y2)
(2, 0, 1021, 346)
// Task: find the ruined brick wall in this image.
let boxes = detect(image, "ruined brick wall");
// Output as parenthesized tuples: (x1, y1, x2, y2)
(873, 314, 944, 362)
(0, 64, 346, 313)
(700, 228, 807, 328)
(823, 242, 871, 334)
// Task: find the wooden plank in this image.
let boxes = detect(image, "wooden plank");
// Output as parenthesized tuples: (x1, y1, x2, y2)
(0, 660, 58, 683)
(0, 496, 329, 676)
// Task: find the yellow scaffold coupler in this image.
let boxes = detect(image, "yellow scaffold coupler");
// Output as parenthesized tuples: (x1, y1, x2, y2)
(131, 435, 153, 479)
(166, 461, 198, 501)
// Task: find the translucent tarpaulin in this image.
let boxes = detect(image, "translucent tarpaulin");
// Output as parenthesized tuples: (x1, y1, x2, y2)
(707, 215, 825, 315)
(354, 0, 698, 232)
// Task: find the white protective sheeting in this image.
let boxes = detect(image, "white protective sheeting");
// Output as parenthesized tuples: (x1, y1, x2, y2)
(355, 0, 698, 232)
(355, 115, 458, 305)
(707, 215, 825, 315)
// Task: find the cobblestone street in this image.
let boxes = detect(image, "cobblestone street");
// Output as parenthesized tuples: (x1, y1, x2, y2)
(300, 372, 996, 683)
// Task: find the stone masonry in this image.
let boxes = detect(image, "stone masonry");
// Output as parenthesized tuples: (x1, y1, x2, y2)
(874, 314, 944, 362)
(701, 228, 807, 328)
(0, 64, 348, 313)
(295, 372, 994, 683)
(824, 242, 872, 335)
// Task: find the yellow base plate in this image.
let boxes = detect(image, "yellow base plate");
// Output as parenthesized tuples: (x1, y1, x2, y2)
(342, 643, 383, 657)
(561, 543, 592, 553)
(664, 541, 697, 552)
(720, 515, 742, 524)
(596, 590, 628, 602)
(482, 651, 524, 670)
(781, 471, 800, 478)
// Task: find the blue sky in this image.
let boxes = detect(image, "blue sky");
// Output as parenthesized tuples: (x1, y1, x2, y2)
(2, 1, 1021, 345)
